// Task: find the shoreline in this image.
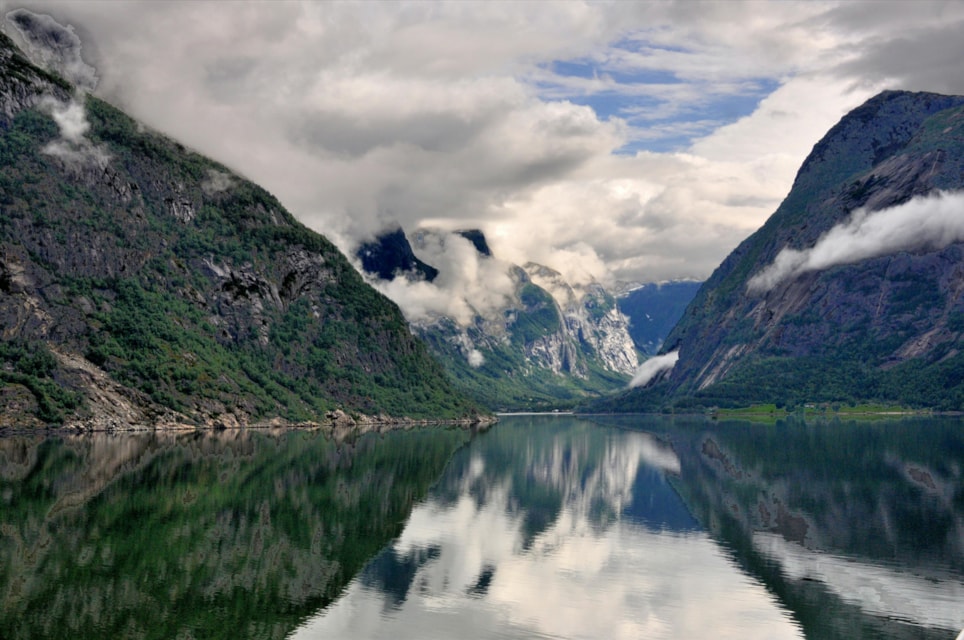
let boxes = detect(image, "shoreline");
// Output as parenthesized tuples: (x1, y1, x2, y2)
(0, 410, 498, 438)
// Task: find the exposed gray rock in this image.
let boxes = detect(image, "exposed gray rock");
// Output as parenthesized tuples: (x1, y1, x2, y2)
(650, 90, 964, 407)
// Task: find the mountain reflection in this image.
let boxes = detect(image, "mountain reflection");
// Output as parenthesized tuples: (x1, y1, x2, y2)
(6, 415, 958, 639)
(296, 416, 802, 639)
(0, 427, 470, 640)
(598, 414, 964, 640)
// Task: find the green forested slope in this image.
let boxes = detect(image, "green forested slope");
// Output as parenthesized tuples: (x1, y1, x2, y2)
(588, 91, 964, 412)
(0, 32, 479, 426)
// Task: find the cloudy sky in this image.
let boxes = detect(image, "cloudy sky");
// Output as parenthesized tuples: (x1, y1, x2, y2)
(4, 1, 964, 320)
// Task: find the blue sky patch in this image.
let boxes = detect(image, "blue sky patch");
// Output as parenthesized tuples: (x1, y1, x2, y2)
(536, 51, 781, 154)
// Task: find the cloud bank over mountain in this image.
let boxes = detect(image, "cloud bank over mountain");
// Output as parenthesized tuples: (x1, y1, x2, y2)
(372, 230, 518, 325)
(629, 351, 679, 389)
(5, 1, 964, 319)
(7, 9, 108, 168)
(748, 191, 964, 293)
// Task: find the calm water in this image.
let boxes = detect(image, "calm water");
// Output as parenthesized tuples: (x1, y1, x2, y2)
(1, 415, 962, 639)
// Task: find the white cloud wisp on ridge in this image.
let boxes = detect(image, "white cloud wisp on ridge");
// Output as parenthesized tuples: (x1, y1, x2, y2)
(747, 191, 964, 294)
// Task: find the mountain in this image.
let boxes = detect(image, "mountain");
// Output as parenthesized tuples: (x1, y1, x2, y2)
(0, 31, 481, 428)
(416, 259, 638, 411)
(357, 228, 638, 410)
(616, 281, 701, 355)
(455, 229, 492, 257)
(593, 90, 964, 412)
(356, 227, 439, 282)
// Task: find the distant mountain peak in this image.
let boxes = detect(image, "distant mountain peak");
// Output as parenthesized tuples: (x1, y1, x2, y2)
(455, 229, 492, 257)
(356, 227, 439, 283)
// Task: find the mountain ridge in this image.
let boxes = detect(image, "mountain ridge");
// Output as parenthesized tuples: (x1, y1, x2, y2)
(590, 89, 964, 412)
(356, 226, 638, 410)
(0, 30, 481, 428)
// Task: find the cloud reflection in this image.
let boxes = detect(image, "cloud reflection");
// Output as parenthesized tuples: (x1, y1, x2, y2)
(292, 422, 801, 639)
(753, 532, 964, 633)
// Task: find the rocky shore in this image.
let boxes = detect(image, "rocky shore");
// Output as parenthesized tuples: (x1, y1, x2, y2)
(0, 406, 497, 438)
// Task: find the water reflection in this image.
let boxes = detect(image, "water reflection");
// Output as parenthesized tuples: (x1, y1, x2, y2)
(0, 427, 470, 640)
(597, 414, 964, 639)
(753, 532, 963, 632)
(4, 415, 961, 639)
(294, 416, 803, 639)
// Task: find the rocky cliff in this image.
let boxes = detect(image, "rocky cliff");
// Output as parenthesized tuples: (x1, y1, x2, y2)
(357, 227, 638, 410)
(416, 261, 637, 410)
(595, 90, 964, 411)
(356, 227, 439, 282)
(0, 31, 479, 428)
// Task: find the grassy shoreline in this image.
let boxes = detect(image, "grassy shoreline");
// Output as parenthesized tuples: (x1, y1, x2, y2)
(710, 402, 933, 422)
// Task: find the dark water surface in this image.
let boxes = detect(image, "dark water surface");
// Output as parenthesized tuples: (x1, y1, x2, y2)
(1, 415, 962, 639)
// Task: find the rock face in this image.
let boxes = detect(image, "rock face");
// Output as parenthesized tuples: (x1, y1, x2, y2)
(522, 263, 638, 376)
(455, 229, 492, 257)
(616, 281, 701, 356)
(0, 29, 70, 125)
(0, 32, 478, 427)
(356, 227, 439, 282)
(623, 90, 964, 410)
(359, 229, 638, 410)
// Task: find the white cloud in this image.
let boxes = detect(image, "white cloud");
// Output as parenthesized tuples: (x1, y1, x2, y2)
(629, 350, 679, 388)
(5, 1, 964, 319)
(467, 349, 484, 368)
(37, 95, 110, 168)
(748, 191, 964, 293)
(200, 169, 235, 195)
(6, 7, 98, 90)
(6, 10, 111, 169)
(366, 230, 518, 325)
(44, 96, 87, 141)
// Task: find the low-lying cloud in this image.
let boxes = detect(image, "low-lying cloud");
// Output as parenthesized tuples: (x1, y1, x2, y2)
(629, 350, 678, 388)
(7, 10, 108, 169)
(201, 169, 236, 195)
(467, 349, 485, 368)
(38, 95, 109, 168)
(367, 229, 517, 326)
(748, 191, 964, 293)
(6, 8, 98, 91)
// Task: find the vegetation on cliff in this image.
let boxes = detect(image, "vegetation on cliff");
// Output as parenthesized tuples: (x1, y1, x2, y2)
(0, 32, 480, 427)
(588, 91, 964, 413)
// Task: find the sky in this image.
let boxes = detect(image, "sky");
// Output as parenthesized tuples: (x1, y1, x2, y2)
(4, 1, 964, 322)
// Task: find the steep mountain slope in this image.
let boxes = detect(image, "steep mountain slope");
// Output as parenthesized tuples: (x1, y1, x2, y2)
(616, 281, 701, 355)
(357, 228, 638, 410)
(595, 90, 964, 411)
(0, 31, 479, 427)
